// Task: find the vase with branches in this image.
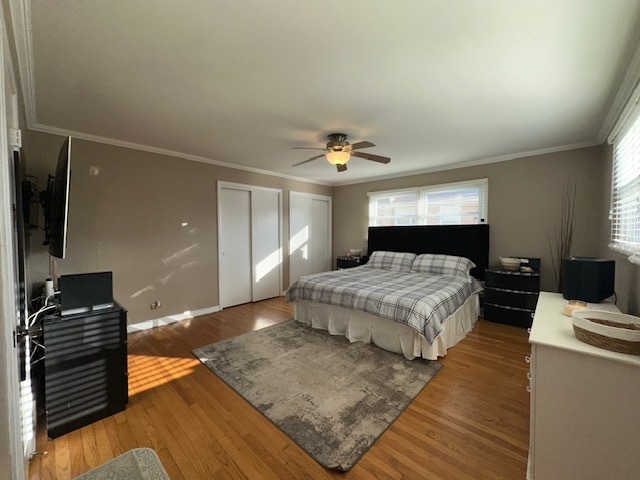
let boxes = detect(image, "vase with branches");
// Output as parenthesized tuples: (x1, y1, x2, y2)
(548, 182, 576, 292)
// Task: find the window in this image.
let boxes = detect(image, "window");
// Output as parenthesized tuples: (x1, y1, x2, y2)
(610, 106, 640, 261)
(368, 179, 488, 227)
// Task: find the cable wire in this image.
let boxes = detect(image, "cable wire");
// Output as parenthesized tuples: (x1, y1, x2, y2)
(28, 291, 59, 327)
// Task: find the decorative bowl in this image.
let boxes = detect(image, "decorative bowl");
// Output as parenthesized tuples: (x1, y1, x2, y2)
(499, 257, 521, 271)
(571, 310, 640, 355)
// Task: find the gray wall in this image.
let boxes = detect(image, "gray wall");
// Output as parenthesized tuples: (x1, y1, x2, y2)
(24, 131, 331, 325)
(24, 132, 640, 320)
(332, 146, 607, 293)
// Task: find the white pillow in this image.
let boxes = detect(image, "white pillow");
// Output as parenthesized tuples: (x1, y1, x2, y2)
(366, 251, 416, 272)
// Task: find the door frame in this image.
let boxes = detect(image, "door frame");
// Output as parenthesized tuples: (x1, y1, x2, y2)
(216, 181, 283, 307)
(0, 15, 26, 480)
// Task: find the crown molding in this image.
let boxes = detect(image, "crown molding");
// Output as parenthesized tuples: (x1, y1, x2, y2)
(332, 140, 601, 187)
(8, 0, 332, 187)
(29, 122, 333, 187)
(6, 0, 611, 189)
(598, 37, 640, 143)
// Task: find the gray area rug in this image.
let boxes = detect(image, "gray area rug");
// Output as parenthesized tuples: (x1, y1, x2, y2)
(193, 320, 442, 471)
(73, 448, 169, 480)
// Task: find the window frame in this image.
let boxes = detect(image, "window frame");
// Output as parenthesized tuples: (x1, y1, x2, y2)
(608, 99, 640, 264)
(367, 178, 488, 227)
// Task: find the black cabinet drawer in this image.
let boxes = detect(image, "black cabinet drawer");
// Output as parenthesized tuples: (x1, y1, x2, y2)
(485, 287, 539, 310)
(45, 349, 127, 438)
(43, 311, 123, 362)
(43, 305, 128, 438)
(485, 270, 540, 291)
(484, 303, 534, 328)
(337, 256, 368, 269)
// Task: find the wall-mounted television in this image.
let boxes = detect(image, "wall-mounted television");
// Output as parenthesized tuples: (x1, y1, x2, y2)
(41, 136, 72, 259)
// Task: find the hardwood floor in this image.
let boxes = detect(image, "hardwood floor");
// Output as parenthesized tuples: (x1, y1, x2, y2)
(29, 297, 531, 479)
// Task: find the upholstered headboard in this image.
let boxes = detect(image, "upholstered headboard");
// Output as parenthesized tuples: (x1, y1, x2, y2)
(367, 224, 490, 280)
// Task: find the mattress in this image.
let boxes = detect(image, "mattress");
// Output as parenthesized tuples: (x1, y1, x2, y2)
(286, 266, 482, 344)
(293, 293, 480, 360)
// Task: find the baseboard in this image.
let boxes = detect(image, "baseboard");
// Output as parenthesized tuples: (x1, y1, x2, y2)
(127, 305, 221, 333)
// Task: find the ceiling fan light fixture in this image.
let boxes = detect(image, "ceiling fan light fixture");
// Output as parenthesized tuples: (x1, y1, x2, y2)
(326, 151, 350, 165)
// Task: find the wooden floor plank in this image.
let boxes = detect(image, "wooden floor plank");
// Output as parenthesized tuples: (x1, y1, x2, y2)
(29, 296, 530, 479)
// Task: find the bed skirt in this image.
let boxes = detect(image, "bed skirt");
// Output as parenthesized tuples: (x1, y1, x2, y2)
(293, 294, 479, 360)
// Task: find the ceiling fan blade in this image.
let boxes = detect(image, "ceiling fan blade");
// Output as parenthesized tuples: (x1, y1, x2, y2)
(292, 154, 325, 167)
(292, 147, 327, 151)
(351, 151, 391, 164)
(349, 141, 375, 150)
(337, 164, 348, 172)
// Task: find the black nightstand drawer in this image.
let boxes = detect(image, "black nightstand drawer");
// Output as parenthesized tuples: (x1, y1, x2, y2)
(485, 270, 540, 292)
(485, 287, 539, 310)
(484, 260, 540, 328)
(337, 256, 367, 269)
(484, 303, 535, 328)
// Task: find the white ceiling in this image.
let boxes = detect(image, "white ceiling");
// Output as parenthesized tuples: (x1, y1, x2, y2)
(10, 0, 640, 185)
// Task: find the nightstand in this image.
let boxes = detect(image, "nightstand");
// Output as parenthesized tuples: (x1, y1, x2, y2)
(336, 256, 367, 269)
(484, 262, 540, 328)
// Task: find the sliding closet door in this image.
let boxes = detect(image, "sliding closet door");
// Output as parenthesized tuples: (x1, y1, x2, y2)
(251, 190, 281, 302)
(311, 197, 330, 274)
(289, 192, 331, 284)
(218, 182, 282, 308)
(219, 187, 252, 308)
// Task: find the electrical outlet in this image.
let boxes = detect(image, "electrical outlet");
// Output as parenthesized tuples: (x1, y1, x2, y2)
(150, 301, 162, 310)
(156, 300, 162, 309)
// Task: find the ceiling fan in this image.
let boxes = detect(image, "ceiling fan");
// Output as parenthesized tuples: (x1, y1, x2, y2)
(292, 133, 391, 172)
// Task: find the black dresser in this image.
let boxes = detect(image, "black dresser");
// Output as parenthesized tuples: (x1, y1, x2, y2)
(42, 304, 128, 438)
(484, 264, 540, 328)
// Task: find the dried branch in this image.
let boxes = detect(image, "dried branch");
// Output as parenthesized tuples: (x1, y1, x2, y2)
(548, 182, 576, 292)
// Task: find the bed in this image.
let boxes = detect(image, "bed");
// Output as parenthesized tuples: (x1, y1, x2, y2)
(286, 224, 490, 360)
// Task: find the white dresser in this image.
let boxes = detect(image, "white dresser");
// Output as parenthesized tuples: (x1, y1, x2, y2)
(527, 292, 640, 480)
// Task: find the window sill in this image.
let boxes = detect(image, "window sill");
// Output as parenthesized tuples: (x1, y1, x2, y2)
(608, 243, 640, 264)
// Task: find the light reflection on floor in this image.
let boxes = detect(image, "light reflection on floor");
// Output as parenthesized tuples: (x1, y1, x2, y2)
(128, 354, 199, 395)
(128, 315, 288, 396)
(251, 317, 278, 330)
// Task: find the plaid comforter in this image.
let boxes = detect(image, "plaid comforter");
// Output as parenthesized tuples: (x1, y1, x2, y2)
(285, 266, 483, 344)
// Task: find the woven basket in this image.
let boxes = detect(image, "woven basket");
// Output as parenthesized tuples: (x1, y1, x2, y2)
(572, 310, 640, 356)
(573, 325, 640, 355)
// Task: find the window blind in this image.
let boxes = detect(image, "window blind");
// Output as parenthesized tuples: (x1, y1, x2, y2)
(368, 179, 488, 227)
(610, 105, 640, 260)
(368, 190, 419, 226)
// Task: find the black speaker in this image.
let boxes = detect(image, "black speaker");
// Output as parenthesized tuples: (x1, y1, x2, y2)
(562, 257, 615, 303)
(58, 271, 113, 315)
